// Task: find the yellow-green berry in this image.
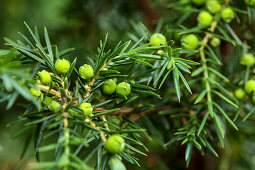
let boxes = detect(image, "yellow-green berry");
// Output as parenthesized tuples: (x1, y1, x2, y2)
(106, 134, 125, 154)
(49, 101, 62, 113)
(149, 33, 167, 46)
(181, 34, 199, 50)
(197, 11, 213, 26)
(55, 59, 70, 74)
(246, 0, 255, 6)
(79, 102, 93, 117)
(39, 70, 51, 85)
(103, 79, 117, 95)
(206, 0, 221, 14)
(30, 88, 41, 97)
(240, 53, 255, 66)
(210, 37, 221, 47)
(235, 88, 245, 100)
(191, 0, 205, 5)
(79, 64, 94, 80)
(43, 96, 53, 107)
(221, 7, 235, 23)
(245, 80, 255, 94)
(116, 82, 131, 96)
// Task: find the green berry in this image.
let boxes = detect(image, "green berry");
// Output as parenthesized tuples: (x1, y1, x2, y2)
(43, 96, 53, 107)
(79, 102, 93, 116)
(79, 64, 94, 80)
(191, 0, 205, 5)
(235, 88, 245, 100)
(240, 53, 255, 66)
(106, 134, 125, 154)
(103, 79, 117, 95)
(221, 7, 235, 23)
(30, 88, 41, 97)
(149, 33, 167, 46)
(39, 70, 51, 85)
(49, 101, 62, 113)
(245, 80, 255, 94)
(210, 37, 221, 47)
(181, 34, 199, 50)
(55, 59, 70, 74)
(197, 11, 213, 26)
(116, 82, 131, 96)
(206, 0, 221, 14)
(246, 0, 255, 6)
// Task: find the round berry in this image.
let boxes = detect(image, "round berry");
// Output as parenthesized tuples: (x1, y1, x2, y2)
(79, 102, 93, 117)
(106, 134, 125, 154)
(181, 34, 199, 50)
(235, 88, 245, 100)
(246, 0, 255, 6)
(206, 0, 221, 14)
(39, 70, 51, 85)
(240, 53, 255, 66)
(191, 0, 205, 5)
(197, 11, 213, 26)
(221, 7, 235, 23)
(55, 59, 70, 74)
(30, 88, 41, 97)
(116, 82, 131, 96)
(245, 80, 255, 94)
(79, 64, 94, 80)
(149, 33, 167, 46)
(49, 101, 62, 113)
(43, 96, 53, 107)
(103, 79, 117, 95)
(210, 37, 221, 47)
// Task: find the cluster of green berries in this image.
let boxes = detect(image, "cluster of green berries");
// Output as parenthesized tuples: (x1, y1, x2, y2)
(102, 79, 131, 97)
(106, 134, 125, 154)
(235, 79, 255, 102)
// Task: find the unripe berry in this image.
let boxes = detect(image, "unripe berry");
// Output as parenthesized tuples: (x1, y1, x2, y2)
(197, 11, 213, 26)
(240, 53, 255, 66)
(55, 59, 70, 74)
(43, 96, 53, 107)
(30, 88, 41, 97)
(191, 0, 205, 6)
(210, 37, 221, 47)
(181, 34, 199, 50)
(221, 7, 235, 23)
(103, 79, 117, 95)
(49, 101, 62, 113)
(235, 88, 245, 100)
(116, 82, 131, 96)
(206, 0, 221, 14)
(79, 102, 93, 116)
(245, 80, 255, 94)
(106, 134, 125, 154)
(39, 70, 51, 85)
(79, 64, 94, 80)
(149, 33, 167, 46)
(246, 0, 255, 6)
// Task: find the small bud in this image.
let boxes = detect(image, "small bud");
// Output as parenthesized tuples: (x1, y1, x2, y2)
(235, 88, 245, 100)
(79, 102, 93, 117)
(197, 11, 213, 26)
(39, 70, 51, 85)
(221, 7, 235, 23)
(206, 0, 221, 14)
(43, 96, 53, 107)
(103, 79, 117, 95)
(55, 59, 70, 74)
(79, 64, 94, 80)
(106, 134, 125, 154)
(149, 33, 167, 46)
(210, 37, 221, 47)
(49, 101, 62, 113)
(116, 82, 131, 96)
(240, 53, 255, 66)
(245, 80, 255, 94)
(181, 34, 199, 50)
(30, 88, 41, 97)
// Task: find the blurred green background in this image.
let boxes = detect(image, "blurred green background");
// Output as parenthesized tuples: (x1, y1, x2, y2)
(1, 0, 255, 170)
